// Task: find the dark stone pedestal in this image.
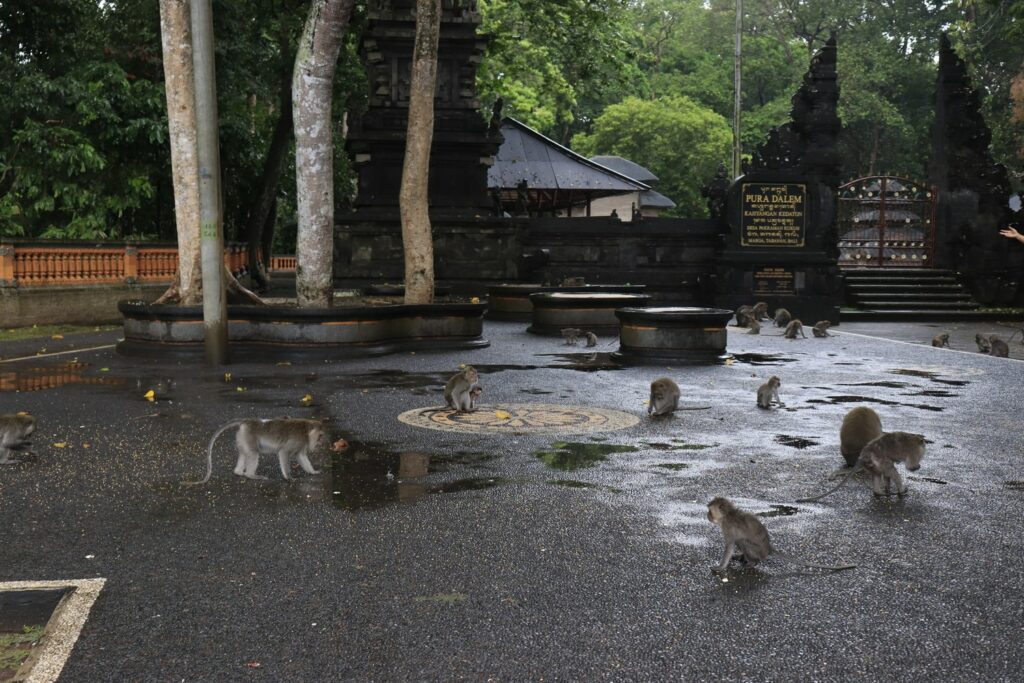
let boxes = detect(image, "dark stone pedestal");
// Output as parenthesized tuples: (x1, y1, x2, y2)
(487, 283, 646, 321)
(527, 293, 651, 335)
(612, 307, 732, 365)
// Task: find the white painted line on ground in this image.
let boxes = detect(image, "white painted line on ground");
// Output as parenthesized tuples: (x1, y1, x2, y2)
(831, 329, 1024, 363)
(0, 578, 106, 683)
(0, 344, 116, 364)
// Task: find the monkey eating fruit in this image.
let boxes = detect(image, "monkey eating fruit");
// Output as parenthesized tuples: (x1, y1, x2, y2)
(183, 417, 326, 484)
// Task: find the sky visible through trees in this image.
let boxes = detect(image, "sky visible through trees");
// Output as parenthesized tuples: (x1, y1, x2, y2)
(0, 0, 1020, 239)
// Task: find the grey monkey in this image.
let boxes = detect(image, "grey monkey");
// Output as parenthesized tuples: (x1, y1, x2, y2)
(444, 366, 480, 412)
(585, 331, 598, 347)
(0, 414, 36, 464)
(773, 308, 792, 327)
(931, 332, 950, 348)
(783, 320, 806, 339)
(797, 431, 926, 502)
(560, 328, 584, 345)
(649, 377, 681, 417)
(812, 320, 831, 338)
(184, 418, 326, 484)
(756, 376, 781, 408)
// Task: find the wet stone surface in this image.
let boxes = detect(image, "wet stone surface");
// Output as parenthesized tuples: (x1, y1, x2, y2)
(0, 320, 1022, 681)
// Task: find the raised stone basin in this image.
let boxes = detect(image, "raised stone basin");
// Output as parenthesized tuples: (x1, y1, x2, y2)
(117, 300, 488, 361)
(527, 292, 651, 336)
(612, 306, 732, 364)
(487, 283, 646, 321)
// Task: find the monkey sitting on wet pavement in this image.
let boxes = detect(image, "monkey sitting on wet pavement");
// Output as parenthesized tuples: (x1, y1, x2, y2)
(0, 413, 37, 464)
(931, 332, 950, 348)
(184, 417, 327, 484)
(707, 497, 856, 572)
(773, 308, 792, 327)
(796, 431, 926, 502)
(756, 376, 781, 409)
(444, 365, 480, 413)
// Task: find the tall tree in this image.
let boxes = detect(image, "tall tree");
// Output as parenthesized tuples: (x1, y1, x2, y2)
(292, 0, 355, 307)
(399, 0, 442, 305)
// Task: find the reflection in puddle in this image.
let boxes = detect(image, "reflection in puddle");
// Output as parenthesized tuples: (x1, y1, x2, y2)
(533, 441, 638, 470)
(756, 504, 800, 518)
(330, 443, 501, 510)
(548, 479, 598, 489)
(654, 463, 691, 471)
(888, 369, 970, 386)
(774, 435, 820, 449)
(536, 353, 621, 371)
(0, 361, 125, 392)
(1004, 481, 1024, 491)
(805, 395, 943, 412)
(904, 389, 958, 398)
(647, 441, 716, 451)
(838, 381, 910, 388)
(729, 353, 798, 366)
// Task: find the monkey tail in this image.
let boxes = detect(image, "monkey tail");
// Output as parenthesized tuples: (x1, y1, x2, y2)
(774, 552, 856, 571)
(795, 466, 860, 503)
(181, 420, 246, 486)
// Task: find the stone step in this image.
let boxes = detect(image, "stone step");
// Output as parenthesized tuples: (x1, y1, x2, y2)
(849, 284, 966, 294)
(853, 293, 976, 302)
(851, 300, 981, 310)
(841, 268, 957, 277)
(841, 309, 1024, 322)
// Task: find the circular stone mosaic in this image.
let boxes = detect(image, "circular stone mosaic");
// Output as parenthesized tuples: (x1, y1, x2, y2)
(397, 403, 640, 435)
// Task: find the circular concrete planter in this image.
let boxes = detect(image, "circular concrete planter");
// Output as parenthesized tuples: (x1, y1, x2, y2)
(487, 283, 646, 321)
(612, 307, 732, 364)
(527, 292, 651, 336)
(117, 300, 488, 361)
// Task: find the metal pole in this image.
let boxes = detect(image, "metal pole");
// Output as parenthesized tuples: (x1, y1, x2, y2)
(191, 0, 228, 364)
(733, 0, 742, 179)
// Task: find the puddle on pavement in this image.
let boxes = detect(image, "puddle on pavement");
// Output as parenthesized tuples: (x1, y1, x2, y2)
(533, 441, 638, 470)
(0, 361, 125, 392)
(889, 369, 970, 387)
(654, 463, 691, 471)
(805, 395, 943, 412)
(646, 441, 717, 451)
(729, 353, 799, 366)
(519, 388, 555, 395)
(1004, 481, 1024, 491)
(903, 389, 958, 398)
(756, 504, 800, 517)
(548, 479, 598, 489)
(774, 435, 820, 449)
(330, 442, 502, 510)
(536, 353, 622, 371)
(838, 381, 910, 389)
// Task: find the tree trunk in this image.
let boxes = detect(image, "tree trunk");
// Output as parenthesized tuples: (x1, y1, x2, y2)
(292, 0, 355, 307)
(400, 0, 441, 305)
(157, 0, 202, 305)
(245, 71, 293, 293)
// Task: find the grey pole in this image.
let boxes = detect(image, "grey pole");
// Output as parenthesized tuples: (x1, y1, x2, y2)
(190, 0, 228, 364)
(733, 0, 742, 179)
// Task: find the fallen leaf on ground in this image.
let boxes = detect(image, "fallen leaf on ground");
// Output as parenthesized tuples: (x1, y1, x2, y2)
(494, 410, 511, 419)
(724, 358, 735, 365)
(470, 297, 480, 304)
(236, 387, 245, 392)
(16, 411, 29, 417)
(331, 438, 349, 452)
(245, 662, 261, 669)
(51, 334, 64, 340)
(301, 393, 313, 406)
(53, 442, 68, 448)
(276, 361, 291, 366)
(100, 367, 109, 372)
(82, 443, 91, 449)
(143, 390, 156, 401)
(224, 372, 232, 381)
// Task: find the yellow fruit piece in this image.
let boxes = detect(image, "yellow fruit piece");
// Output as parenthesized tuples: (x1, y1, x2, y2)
(53, 442, 67, 449)
(236, 387, 245, 392)
(470, 297, 480, 304)
(494, 410, 511, 419)
(51, 334, 64, 340)
(224, 372, 232, 381)
(16, 411, 29, 417)
(100, 367, 109, 372)
(143, 390, 155, 401)
(301, 394, 313, 405)
(276, 361, 291, 366)
(724, 358, 736, 365)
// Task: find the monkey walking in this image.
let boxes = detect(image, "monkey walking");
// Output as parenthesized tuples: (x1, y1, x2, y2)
(707, 497, 856, 572)
(183, 418, 326, 485)
(444, 366, 480, 413)
(931, 332, 950, 348)
(560, 328, 584, 345)
(812, 320, 831, 338)
(796, 431, 926, 502)
(0, 414, 37, 464)
(756, 376, 782, 409)
(773, 308, 792, 327)
(839, 407, 883, 468)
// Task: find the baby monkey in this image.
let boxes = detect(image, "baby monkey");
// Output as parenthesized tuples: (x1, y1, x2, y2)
(783, 319, 806, 339)
(812, 320, 831, 338)
(756, 376, 781, 409)
(931, 332, 950, 348)
(649, 377, 680, 417)
(0, 414, 37, 464)
(560, 328, 584, 345)
(707, 497, 856, 572)
(184, 417, 326, 484)
(989, 335, 1009, 358)
(444, 365, 480, 412)
(747, 318, 761, 335)
(468, 385, 483, 411)
(773, 308, 792, 327)
(797, 431, 926, 502)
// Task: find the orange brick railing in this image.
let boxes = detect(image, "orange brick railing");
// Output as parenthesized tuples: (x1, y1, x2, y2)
(270, 255, 297, 272)
(0, 241, 249, 288)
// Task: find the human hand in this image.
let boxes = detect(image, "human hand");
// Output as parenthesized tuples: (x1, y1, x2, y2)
(999, 226, 1023, 241)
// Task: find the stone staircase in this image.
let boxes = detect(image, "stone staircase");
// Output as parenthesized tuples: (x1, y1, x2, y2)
(842, 268, 983, 320)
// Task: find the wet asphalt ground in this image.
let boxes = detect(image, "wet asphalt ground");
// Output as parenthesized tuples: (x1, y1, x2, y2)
(1, 319, 1023, 681)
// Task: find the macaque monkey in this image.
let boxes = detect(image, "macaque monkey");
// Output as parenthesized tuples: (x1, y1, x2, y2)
(560, 328, 583, 345)
(707, 497, 856, 572)
(989, 336, 1009, 357)
(812, 320, 831, 338)
(184, 418, 326, 484)
(931, 332, 950, 348)
(839, 407, 883, 468)
(975, 333, 991, 354)
(0, 414, 36, 464)
(468, 385, 483, 411)
(796, 431, 926, 502)
(585, 331, 598, 347)
(773, 308, 792, 327)
(756, 376, 781, 409)
(747, 318, 761, 335)
(649, 377, 680, 417)
(734, 305, 753, 328)
(444, 365, 480, 412)
(783, 319, 806, 339)
(751, 302, 769, 321)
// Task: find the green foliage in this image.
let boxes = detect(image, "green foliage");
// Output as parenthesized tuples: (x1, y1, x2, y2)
(572, 96, 732, 216)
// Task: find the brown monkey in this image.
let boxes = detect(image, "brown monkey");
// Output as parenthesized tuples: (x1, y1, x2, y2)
(839, 407, 883, 468)
(773, 308, 792, 327)
(975, 333, 991, 353)
(751, 302, 769, 321)
(584, 331, 598, 347)
(797, 431, 926, 502)
(707, 497, 856, 572)
(184, 418, 326, 484)
(989, 336, 1010, 357)
(560, 328, 584, 345)
(0, 414, 36, 464)
(734, 305, 753, 328)
(444, 366, 480, 412)
(812, 320, 831, 338)
(783, 319, 806, 339)
(747, 318, 761, 335)
(756, 376, 781, 409)
(931, 332, 950, 348)
(468, 385, 483, 411)
(649, 377, 681, 417)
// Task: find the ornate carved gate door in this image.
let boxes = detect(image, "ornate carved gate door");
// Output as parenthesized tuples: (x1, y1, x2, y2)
(837, 176, 937, 267)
